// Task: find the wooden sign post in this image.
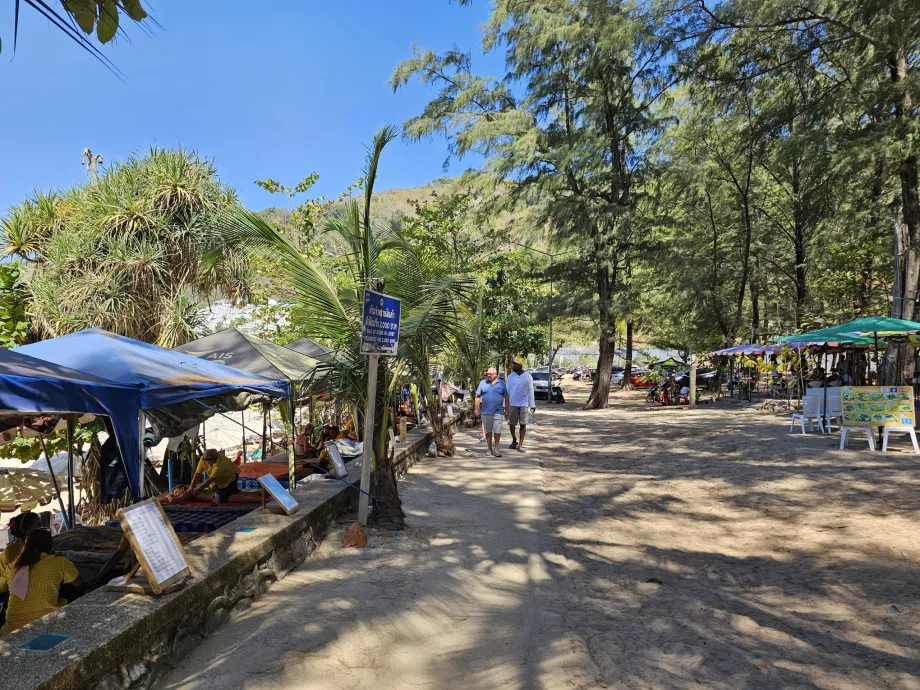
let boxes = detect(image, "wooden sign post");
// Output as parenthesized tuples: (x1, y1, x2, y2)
(105, 499, 192, 595)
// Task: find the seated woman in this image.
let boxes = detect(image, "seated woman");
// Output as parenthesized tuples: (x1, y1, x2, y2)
(177, 449, 246, 504)
(0, 512, 42, 583)
(295, 423, 316, 458)
(0, 529, 81, 636)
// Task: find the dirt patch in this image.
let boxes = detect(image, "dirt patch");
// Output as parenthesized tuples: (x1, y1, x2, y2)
(538, 378, 920, 689)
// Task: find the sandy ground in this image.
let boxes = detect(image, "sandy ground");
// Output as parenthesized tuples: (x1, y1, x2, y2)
(158, 378, 920, 689)
(157, 425, 597, 690)
(539, 379, 920, 689)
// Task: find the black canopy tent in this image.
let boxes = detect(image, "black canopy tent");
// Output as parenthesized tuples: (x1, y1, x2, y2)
(175, 328, 324, 488)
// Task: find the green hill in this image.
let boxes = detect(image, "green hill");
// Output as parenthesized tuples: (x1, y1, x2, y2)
(257, 178, 453, 228)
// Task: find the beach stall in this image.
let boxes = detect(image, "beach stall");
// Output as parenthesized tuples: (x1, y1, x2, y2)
(16, 329, 289, 500)
(175, 327, 324, 489)
(0, 348, 142, 527)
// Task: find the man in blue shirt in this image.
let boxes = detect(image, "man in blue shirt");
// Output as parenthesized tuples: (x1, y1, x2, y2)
(475, 367, 509, 457)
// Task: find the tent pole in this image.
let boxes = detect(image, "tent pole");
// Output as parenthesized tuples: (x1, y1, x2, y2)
(262, 403, 268, 458)
(38, 434, 69, 531)
(138, 411, 146, 499)
(285, 388, 297, 490)
(66, 415, 76, 529)
(242, 410, 247, 463)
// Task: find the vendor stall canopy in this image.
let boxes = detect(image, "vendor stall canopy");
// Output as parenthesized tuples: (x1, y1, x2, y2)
(16, 329, 289, 409)
(0, 347, 141, 498)
(175, 328, 323, 396)
(775, 317, 920, 345)
(651, 357, 687, 369)
(708, 342, 810, 358)
(285, 337, 333, 361)
(15, 329, 290, 498)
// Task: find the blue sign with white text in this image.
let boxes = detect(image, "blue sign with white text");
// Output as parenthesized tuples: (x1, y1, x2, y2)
(361, 289, 401, 355)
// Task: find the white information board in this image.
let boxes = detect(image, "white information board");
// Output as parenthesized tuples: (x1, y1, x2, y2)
(257, 473, 300, 515)
(117, 499, 191, 593)
(324, 440, 348, 478)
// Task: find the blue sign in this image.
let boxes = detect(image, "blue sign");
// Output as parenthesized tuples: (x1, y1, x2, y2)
(361, 289, 401, 355)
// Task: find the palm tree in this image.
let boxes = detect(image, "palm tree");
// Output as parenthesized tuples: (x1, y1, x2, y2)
(225, 126, 473, 528)
(1, 147, 248, 346)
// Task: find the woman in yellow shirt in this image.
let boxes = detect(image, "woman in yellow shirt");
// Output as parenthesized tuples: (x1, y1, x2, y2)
(0, 528, 81, 636)
(0, 512, 42, 583)
(186, 448, 242, 504)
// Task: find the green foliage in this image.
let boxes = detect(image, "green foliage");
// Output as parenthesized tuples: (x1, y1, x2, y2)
(0, 261, 31, 348)
(3, 0, 149, 64)
(1, 148, 247, 347)
(226, 126, 474, 466)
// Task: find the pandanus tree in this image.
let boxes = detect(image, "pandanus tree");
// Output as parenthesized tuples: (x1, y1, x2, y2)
(0, 147, 248, 348)
(225, 126, 473, 528)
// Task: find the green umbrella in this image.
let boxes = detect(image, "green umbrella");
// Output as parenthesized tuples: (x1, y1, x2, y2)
(773, 316, 920, 344)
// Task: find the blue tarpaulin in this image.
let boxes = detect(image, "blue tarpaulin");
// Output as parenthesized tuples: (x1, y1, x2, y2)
(0, 348, 141, 494)
(16, 329, 290, 497)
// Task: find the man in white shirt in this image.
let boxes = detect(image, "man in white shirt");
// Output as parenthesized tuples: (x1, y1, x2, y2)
(506, 357, 535, 452)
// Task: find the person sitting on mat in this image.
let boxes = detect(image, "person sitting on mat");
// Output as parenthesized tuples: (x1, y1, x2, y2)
(0, 528, 81, 636)
(186, 448, 243, 504)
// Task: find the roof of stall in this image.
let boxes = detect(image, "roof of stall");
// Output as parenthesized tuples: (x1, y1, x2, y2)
(16, 329, 289, 410)
(776, 316, 920, 344)
(285, 337, 333, 361)
(174, 327, 322, 388)
(0, 347, 142, 496)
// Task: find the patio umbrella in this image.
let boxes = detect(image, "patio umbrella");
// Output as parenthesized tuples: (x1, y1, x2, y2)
(775, 317, 920, 344)
(0, 467, 58, 512)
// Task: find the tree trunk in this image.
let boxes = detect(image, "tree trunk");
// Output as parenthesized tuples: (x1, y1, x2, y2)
(792, 157, 807, 326)
(372, 362, 404, 530)
(620, 319, 635, 390)
(859, 154, 886, 313)
(586, 231, 614, 409)
(891, 48, 920, 321)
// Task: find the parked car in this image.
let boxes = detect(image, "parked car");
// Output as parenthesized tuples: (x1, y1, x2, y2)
(531, 371, 565, 403)
(611, 368, 654, 388)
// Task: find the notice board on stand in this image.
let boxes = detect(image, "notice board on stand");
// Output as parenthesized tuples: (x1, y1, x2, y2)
(257, 473, 300, 515)
(842, 386, 916, 427)
(107, 498, 191, 595)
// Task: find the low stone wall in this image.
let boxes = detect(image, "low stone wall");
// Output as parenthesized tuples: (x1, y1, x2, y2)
(0, 462, 361, 690)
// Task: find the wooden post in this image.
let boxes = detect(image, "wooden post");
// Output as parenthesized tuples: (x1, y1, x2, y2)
(689, 355, 697, 409)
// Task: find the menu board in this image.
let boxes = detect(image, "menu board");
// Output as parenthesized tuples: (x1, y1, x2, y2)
(117, 499, 191, 593)
(324, 441, 348, 478)
(258, 473, 300, 515)
(842, 386, 916, 428)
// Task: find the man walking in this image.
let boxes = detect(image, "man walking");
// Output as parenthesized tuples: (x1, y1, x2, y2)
(475, 367, 509, 457)
(507, 357, 535, 452)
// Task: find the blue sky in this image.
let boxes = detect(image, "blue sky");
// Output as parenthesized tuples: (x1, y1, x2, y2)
(0, 1, 503, 212)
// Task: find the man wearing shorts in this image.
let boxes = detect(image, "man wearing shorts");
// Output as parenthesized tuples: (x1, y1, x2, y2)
(475, 367, 509, 457)
(507, 357, 535, 452)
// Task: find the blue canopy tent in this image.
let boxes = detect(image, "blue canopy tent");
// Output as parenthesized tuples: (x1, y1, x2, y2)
(16, 329, 289, 498)
(0, 348, 142, 524)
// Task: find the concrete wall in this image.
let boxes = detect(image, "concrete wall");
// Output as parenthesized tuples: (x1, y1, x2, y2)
(0, 417, 463, 690)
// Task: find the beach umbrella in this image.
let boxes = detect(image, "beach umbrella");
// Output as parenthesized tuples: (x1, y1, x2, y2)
(775, 317, 920, 344)
(0, 467, 58, 512)
(29, 451, 84, 482)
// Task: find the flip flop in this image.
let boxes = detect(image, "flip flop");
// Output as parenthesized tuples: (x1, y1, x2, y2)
(517, 447, 526, 453)
(492, 450, 502, 457)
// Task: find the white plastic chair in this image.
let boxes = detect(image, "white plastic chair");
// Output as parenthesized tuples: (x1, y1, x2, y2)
(824, 388, 843, 432)
(840, 426, 876, 450)
(882, 427, 920, 453)
(791, 395, 825, 434)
